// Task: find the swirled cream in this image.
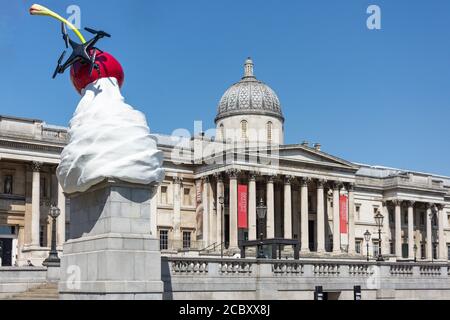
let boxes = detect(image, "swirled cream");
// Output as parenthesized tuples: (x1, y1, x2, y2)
(57, 77, 165, 194)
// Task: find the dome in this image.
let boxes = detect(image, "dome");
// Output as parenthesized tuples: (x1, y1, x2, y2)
(215, 58, 284, 123)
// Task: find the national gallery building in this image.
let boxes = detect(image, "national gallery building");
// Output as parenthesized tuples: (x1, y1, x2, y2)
(1, 58, 449, 267)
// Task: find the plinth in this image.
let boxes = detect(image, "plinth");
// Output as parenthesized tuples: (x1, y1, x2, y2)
(58, 179, 163, 300)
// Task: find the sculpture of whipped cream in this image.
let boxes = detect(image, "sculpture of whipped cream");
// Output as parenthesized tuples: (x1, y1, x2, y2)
(56, 77, 165, 194)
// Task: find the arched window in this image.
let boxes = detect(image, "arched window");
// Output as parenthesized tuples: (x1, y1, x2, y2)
(241, 120, 248, 139)
(266, 121, 273, 143)
(219, 123, 225, 140)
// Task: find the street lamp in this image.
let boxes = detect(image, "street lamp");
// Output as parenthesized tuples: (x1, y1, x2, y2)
(374, 211, 385, 261)
(43, 205, 61, 267)
(364, 230, 371, 262)
(256, 198, 267, 259)
(218, 195, 224, 259)
(413, 244, 418, 262)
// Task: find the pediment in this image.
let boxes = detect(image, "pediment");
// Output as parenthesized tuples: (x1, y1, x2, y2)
(278, 144, 357, 170)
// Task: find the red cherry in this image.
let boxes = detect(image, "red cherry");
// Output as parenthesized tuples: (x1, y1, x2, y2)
(70, 50, 124, 94)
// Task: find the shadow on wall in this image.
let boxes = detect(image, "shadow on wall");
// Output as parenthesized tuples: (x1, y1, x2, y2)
(161, 257, 173, 300)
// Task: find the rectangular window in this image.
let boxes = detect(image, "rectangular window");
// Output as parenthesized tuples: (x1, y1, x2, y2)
(420, 213, 425, 226)
(183, 231, 191, 249)
(389, 210, 394, 223)
(403, 212, 408, 224)
(159, 230, 168, 250)
(3, 175, 13, 194)
(447, 245, 450, 261)
(421, 243, 425, 259)
(160, 186, 168, 204)
(183, 188, 192, 206)
(39, 225, 45, 247)
(402, 243, 408, 258)
(355, 239, 362, 254)
(373, 240, 380, 258)
(0, 226, 15, 235)
(389, 241, 394, 255)
(433, 243, 438, 260)
(40, 177, 47, 198)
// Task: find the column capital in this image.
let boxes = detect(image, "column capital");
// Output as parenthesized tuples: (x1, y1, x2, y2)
(407, 200, 415, 208)
(32, 161, 43, 172)
(316, 179, 327, 188)
(173, 176, 183, 184)
(227, 169, 240, 179)
(425, 202, 434, 210)
(213, 172, 223, 182)
(284, 175, 295, 185)
(347, 182, 355, 192)
(332, 181, 341, 191)
(202, 176, 210, 184)
(381, 200, 387, 207)
(391, 199, 402, 206)
(266, 175, 275, 183)
(248, 172, 258, 181)
(300, 177, 310, 187)
(436, 203, 444, 211)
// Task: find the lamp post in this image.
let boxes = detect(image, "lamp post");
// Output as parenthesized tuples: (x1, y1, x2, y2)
(219, 196, 224, 259)
(256, 198, 267, 259)
(43, 205, 61, 267)
(413, 244, 418, 262)
(364, 230, 371, 262)
(374, 211, 384, 261)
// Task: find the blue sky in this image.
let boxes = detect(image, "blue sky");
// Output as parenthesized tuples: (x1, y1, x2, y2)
(1, 0, 450, 175)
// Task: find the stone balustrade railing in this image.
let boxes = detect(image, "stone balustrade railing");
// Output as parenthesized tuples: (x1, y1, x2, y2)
(161, 257, 450, 299)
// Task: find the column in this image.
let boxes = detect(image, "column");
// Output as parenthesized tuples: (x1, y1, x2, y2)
(57, 182, 66, 246)
(202, 176, 210, 247)
(228, 170, 238, 250)
(437, 204, 447, 260)
(173, 177, 182, 244)
(332, 182, 340, 253)
(208, 180, 216, 246)
(393, 200, 402, 259)
(316, 179, 325, 253)
(381, 201, 390, 255)
(215, 174, 224, 247)
(426, 203, 433, 260)
(248, 173, 257, 241)
(300, 177, 309, 252)
(347, 183, 355, 254)
(283, 176, 293, 239)
(266, 175, 275, 239)
(31, 162, 42, 247)
(292, 188, 299, 240)
(407, 201, 415, 260)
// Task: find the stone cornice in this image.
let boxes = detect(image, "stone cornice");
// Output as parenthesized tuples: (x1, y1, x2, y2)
(0, 139, 64, 153)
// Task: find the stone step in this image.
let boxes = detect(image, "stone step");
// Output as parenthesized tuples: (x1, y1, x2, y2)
(8, 283, 59, 300)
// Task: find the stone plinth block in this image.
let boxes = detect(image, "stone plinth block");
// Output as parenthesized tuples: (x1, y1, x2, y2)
(59, 179, 163, 300)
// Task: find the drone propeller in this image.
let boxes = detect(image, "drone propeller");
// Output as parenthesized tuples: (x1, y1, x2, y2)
(52, 50, 66, 79)
(85, 27, 111, 38)
(88, 50, 97, 76)
(61, 23, 69, 49)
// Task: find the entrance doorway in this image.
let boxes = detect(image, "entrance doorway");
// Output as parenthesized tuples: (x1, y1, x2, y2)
(0, 238, 12, 266)
(308, 220, 315, 251)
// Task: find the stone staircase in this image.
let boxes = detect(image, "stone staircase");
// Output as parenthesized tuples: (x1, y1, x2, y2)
(8, 283, 59, 300)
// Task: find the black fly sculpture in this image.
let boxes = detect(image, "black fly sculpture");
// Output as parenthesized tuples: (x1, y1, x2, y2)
(52, 23, 111, 79)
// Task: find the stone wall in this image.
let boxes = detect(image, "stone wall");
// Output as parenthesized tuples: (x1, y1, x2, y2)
(0, 267, 47, 299)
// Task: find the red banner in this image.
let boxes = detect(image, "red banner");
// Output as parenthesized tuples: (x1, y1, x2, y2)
(339, 195, 348, 234)
(238, 184, 248, 229)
